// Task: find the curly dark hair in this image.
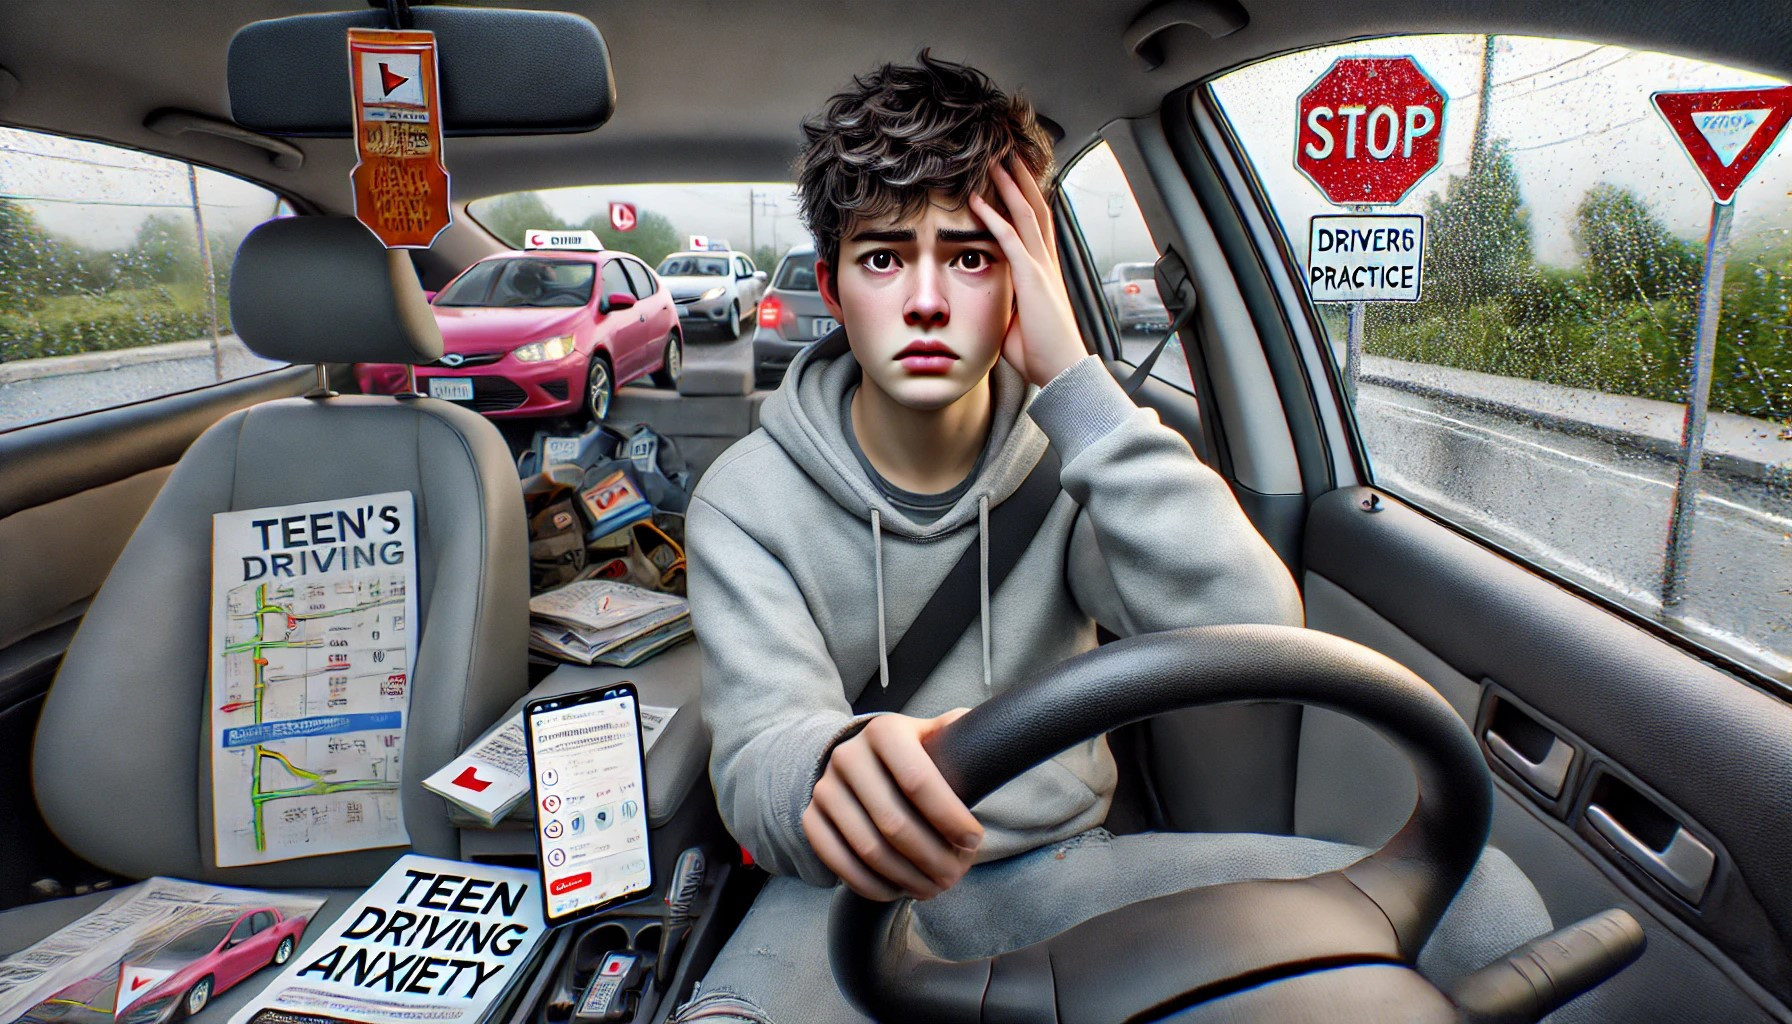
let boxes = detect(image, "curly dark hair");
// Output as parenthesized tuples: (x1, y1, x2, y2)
(794, 50, 1055, 272)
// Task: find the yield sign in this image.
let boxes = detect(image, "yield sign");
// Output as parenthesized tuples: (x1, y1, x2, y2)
(116, 964, 175, 1017)
(1652, 85, 1792, 203)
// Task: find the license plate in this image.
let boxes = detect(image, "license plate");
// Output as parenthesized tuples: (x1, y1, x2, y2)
(428, 377, 473, 401)
(812, 317, 839, 336)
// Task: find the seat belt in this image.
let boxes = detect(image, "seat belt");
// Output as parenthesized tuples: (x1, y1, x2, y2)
(1122, 245, 1199, 398)
(853, 445, 1061, 714)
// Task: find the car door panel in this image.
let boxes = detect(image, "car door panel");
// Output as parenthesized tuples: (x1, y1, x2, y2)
(1300, 485, 1792, 1015)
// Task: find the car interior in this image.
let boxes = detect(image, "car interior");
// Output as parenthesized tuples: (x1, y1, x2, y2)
(2, 1, 1790, 1022)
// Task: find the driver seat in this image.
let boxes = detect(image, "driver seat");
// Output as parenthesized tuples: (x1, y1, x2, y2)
(0, 217, 529, 1020)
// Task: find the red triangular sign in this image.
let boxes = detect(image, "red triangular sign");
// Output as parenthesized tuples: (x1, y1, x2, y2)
(1652, 85, 1792, 203)
(379, 62, 410, 97)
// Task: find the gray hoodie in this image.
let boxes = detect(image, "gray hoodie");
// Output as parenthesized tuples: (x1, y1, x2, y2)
(687, 331, 1302, 886)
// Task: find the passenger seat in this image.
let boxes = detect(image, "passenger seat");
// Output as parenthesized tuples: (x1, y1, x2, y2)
(3, 217, 529, 1022)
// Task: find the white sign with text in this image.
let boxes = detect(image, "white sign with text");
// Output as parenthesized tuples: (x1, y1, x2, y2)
(1306, 214, 1425, 303)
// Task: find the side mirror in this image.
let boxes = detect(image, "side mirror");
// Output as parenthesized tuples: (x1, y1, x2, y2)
(422, 289, 439, 303)
(601, 292, 636, 314)
(754, 270, 767, 282)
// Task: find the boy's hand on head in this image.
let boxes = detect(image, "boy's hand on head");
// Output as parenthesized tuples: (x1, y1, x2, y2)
(969, 156, 1087, 389)
(801, 709, 984, 902)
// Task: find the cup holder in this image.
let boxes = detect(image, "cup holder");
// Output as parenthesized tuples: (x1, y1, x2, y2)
(540, 916, 668, 1024)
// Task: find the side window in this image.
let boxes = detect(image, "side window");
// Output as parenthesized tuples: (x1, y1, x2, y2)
(0, 127, 292, 432)
(601, 259, 630, 300)
(249, 911, 273, 934)
(735, 257, 753, 279)
(1209, 36, 1791, 681)
(1059, 142, 1192, 392)
(619, 259, 652, 299)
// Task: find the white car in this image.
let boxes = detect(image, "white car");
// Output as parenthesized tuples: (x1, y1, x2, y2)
(655, 250, 766, 340)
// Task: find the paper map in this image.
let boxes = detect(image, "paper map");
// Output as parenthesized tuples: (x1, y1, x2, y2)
(209, 492, 419, 866)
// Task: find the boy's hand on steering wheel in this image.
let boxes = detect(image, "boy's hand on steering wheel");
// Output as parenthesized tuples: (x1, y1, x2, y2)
(802, 709, 985, 902)
(969, 156, 1086, 390)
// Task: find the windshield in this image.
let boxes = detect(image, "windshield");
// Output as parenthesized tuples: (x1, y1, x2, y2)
(774, 255, 819, 292)
(154, 919, 233, 959)
(658, 256, 729, 277)
(435, 258, 594, 308)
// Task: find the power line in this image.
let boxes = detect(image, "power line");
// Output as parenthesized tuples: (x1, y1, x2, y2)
(1506, 114, 1650, 153)
(0, 145, 185, 175)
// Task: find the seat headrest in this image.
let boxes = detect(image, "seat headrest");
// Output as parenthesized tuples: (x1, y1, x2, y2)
(229, 216, 444, 365)
(677, 363, 752, 396)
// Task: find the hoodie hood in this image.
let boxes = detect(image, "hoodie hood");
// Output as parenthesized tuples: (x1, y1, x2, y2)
(757, 328, 1050, 541)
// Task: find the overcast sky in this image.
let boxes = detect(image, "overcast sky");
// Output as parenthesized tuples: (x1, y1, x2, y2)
(4, 33, 1786, 276)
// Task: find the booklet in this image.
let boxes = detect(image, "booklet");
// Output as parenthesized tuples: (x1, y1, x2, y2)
(209, 492, 419, 867)
(230, 855, 547, 1024)
(0, 879, 324, 1024)
(527, 581, 689, 666)
(438, 706, 678, 830)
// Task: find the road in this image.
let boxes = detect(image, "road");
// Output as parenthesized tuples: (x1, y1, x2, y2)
(0, 339, 284, 431)
(1356, 382, 1792, 680)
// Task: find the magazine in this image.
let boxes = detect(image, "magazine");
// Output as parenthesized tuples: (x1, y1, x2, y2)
(527, 581, 689, 666)
(209, 492, 418, 867)
(0, 879, 324, 1024)
(229, 855, 547, 1024)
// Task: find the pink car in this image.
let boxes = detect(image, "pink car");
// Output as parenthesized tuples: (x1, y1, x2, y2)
(24, 907, 309, 1024)
(357, 247, 683, 422)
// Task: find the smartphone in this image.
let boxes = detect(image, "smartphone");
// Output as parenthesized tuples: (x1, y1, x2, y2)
(523, 684, 654, 927)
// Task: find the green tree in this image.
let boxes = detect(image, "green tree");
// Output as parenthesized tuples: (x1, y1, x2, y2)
(115, 214, 199, 288)
(1421, 139, 1533, 308)
(474, 192, 570, 248)
(0, 199, 60, 309)
(1572, 184, 1699, 302)
(750, 244, 784, 277)
(583, 208, 681, 268)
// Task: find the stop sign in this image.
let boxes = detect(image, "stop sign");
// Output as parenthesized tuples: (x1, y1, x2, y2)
(1296, 57, 1447, 206)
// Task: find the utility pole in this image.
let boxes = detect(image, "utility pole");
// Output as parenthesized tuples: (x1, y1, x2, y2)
(748, 187, 757, 254)
(187, 165, 224, 382)
(1470, 34, 1497, 171)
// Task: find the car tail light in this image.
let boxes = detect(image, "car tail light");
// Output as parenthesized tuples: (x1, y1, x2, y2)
(1123, 283, 1141, 295)
(759, 295, 783, 328)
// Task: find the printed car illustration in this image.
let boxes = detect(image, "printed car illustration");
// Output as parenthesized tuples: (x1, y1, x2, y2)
(20, 908, 308, 1024)
(356, 242, 682, 421)
(655, 250, 764, 340)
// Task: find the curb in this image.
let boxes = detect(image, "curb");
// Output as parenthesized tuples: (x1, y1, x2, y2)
(0, 335, 247, 386)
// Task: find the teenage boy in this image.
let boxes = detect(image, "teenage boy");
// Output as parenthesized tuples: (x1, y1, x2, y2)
(675, 52, 1556, 1024)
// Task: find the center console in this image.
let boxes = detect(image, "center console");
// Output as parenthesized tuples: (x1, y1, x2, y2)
(460, 643, 742, 1024)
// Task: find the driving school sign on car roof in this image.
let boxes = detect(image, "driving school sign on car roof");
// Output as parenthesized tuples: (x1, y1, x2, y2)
(1296, 56, 1446, 206)
(348, 29, 452, 248)
(1650, 85, 1792, 204)
(525, 229, 603, 251)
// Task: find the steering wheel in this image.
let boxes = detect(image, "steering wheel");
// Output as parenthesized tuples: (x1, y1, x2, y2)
(828, 625, 1642, 1023)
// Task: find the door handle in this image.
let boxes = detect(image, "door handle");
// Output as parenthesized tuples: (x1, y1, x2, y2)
(1586, 803, 1715, 904)
(1485, 728, 1573, 798)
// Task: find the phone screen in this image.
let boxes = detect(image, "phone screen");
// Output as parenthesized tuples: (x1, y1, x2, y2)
(524, 685, 653, 925)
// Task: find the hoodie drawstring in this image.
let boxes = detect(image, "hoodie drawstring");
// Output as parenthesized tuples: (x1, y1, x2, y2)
(872, 509, 889, 690)
(978, 494, 992, 694)
(870, 498, 994, 695)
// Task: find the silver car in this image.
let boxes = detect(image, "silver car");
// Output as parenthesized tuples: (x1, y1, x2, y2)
(1101, 261, 1169, 334)
(656, 250, 765, 340)
(751, 245, 837, 389)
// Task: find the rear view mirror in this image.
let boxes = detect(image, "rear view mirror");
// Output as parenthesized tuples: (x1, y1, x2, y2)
(229, 7, 616, 137)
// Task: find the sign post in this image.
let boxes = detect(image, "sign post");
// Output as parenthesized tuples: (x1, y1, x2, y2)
(1651, 85, 1792, 608)
(1295, 56, 1447, 401)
